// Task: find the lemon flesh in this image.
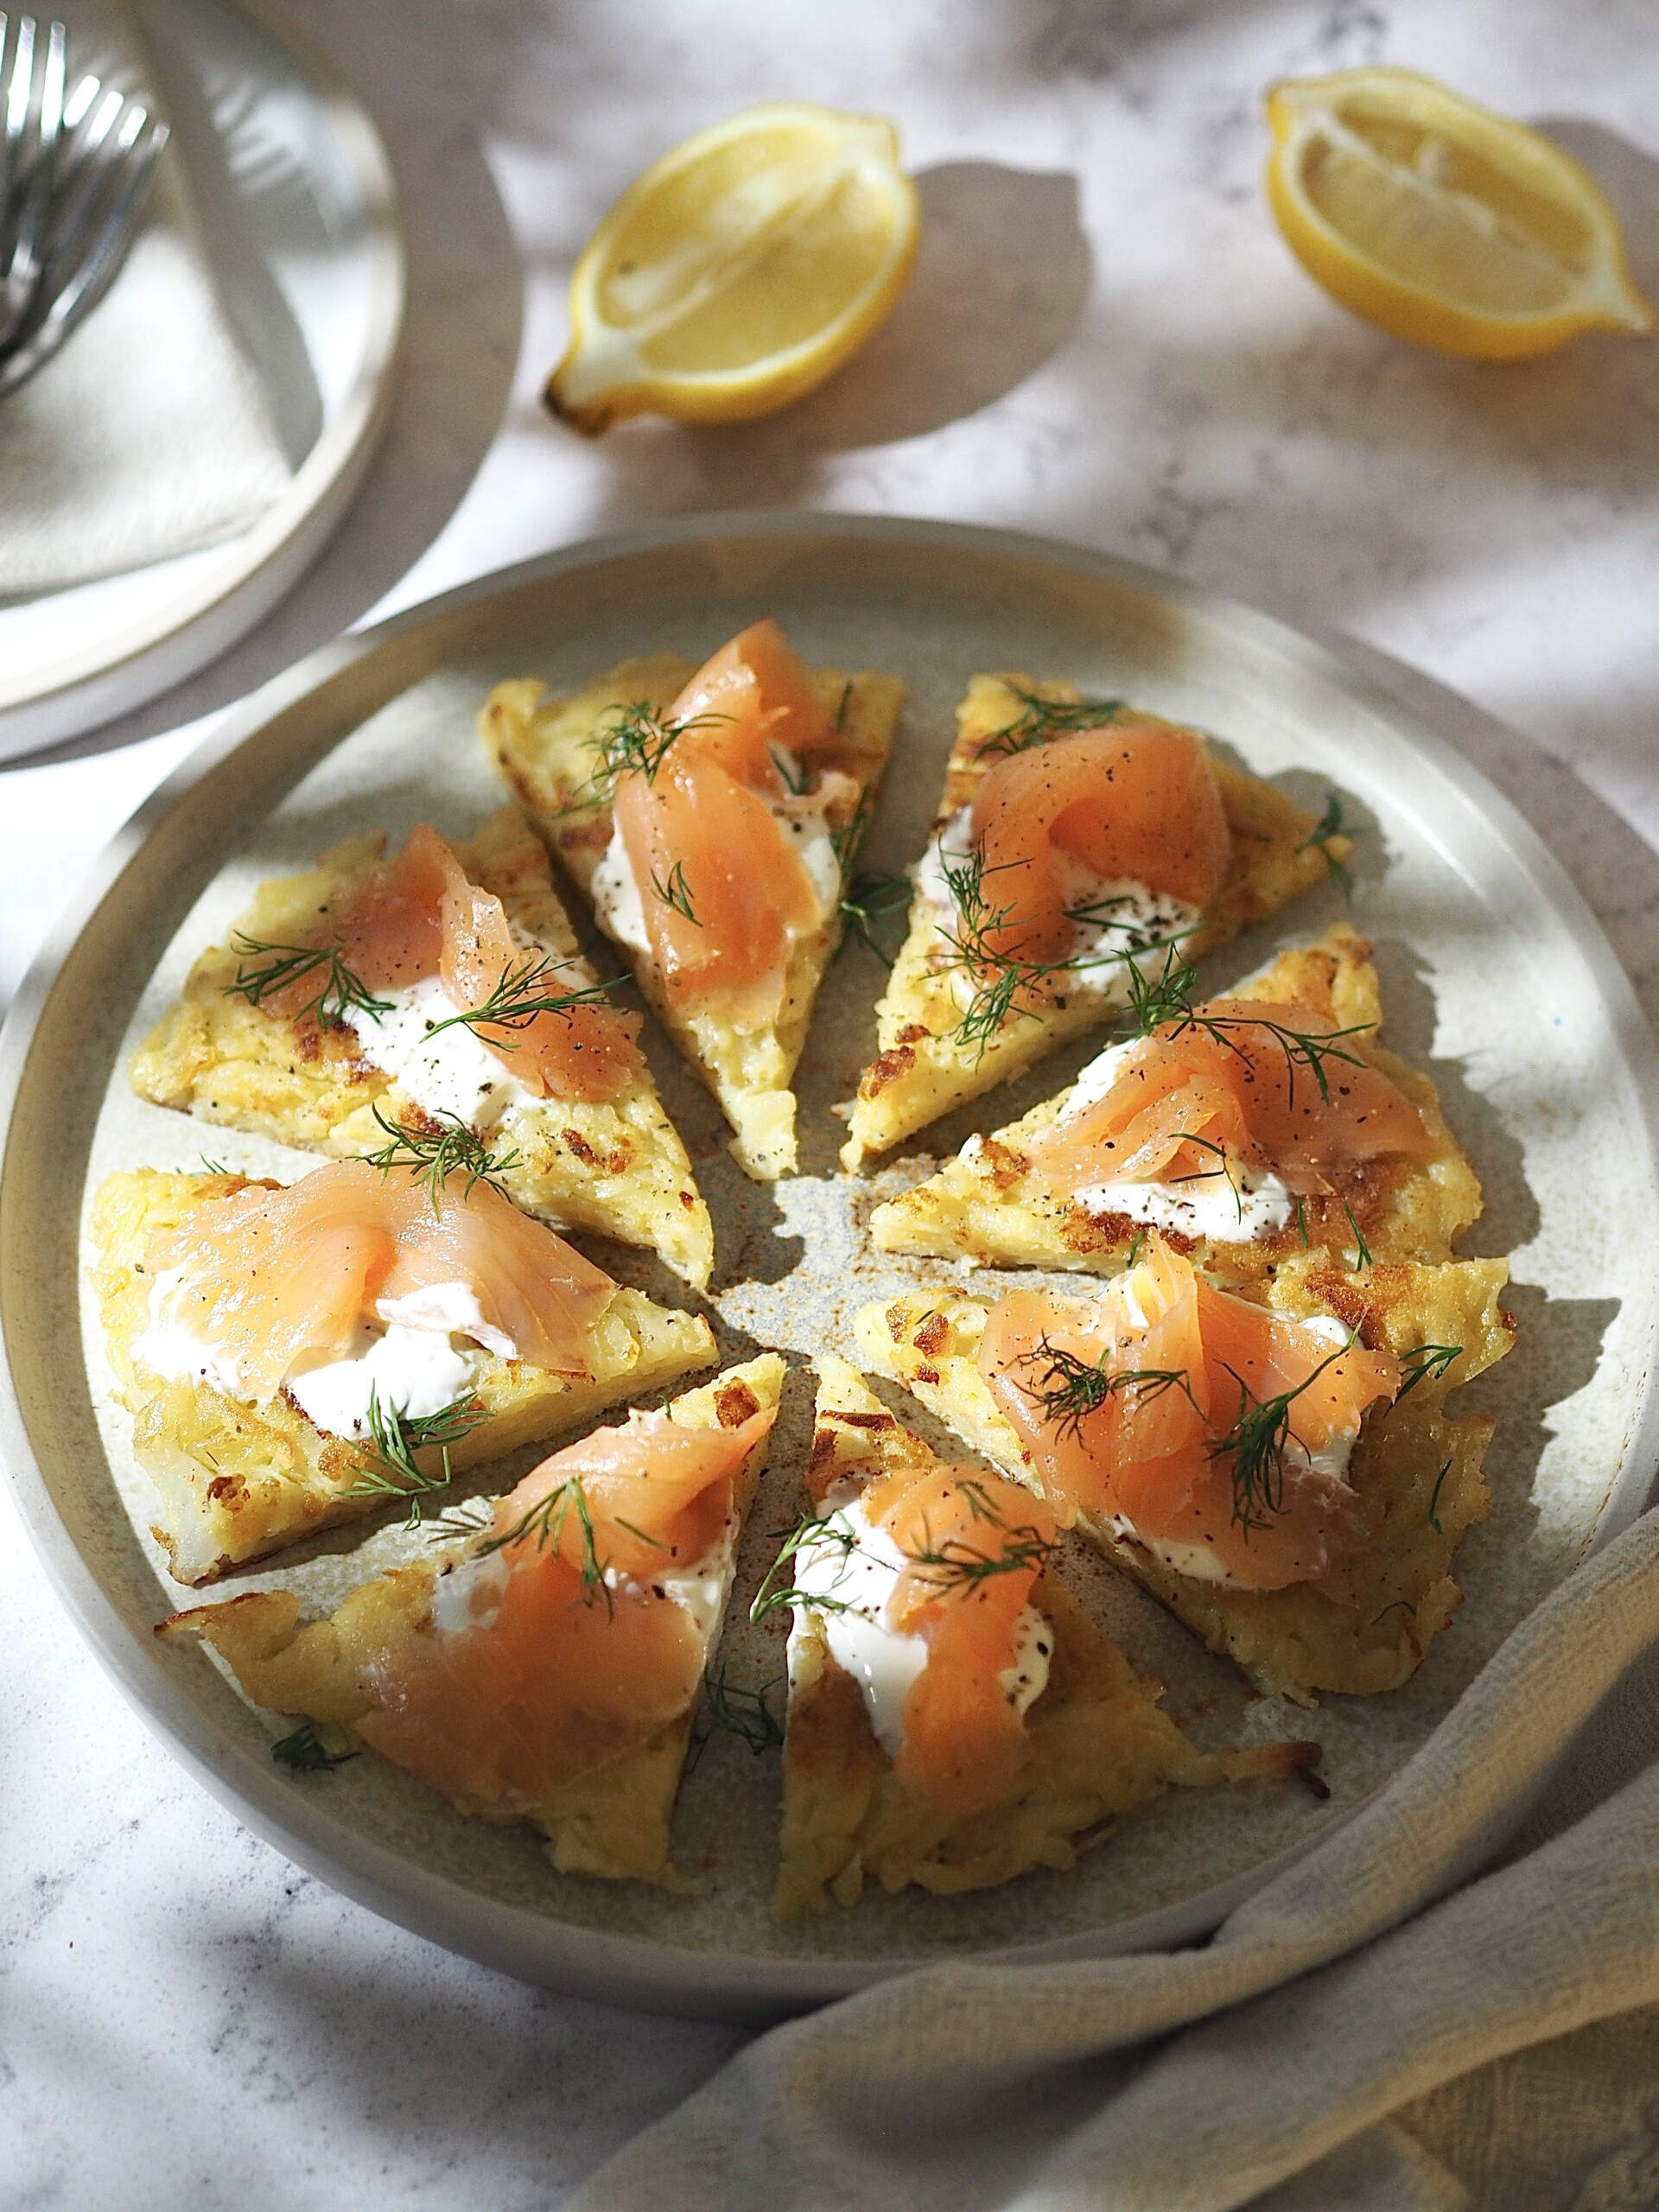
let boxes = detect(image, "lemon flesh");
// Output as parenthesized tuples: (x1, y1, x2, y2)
(1266, 68, 1652, 359)
(548, 104, 919, 433)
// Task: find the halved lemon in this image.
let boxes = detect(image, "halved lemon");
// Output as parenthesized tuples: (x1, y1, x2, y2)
(1266, 67, 1652, 359)
(545, 104, 920, 435)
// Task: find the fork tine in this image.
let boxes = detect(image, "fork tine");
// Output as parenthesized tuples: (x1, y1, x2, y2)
(0, 111, 166, 393)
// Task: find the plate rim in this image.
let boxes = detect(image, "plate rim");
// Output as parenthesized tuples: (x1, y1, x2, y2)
(5, 507, 1657, 2021)
(0, 0, 407, 758)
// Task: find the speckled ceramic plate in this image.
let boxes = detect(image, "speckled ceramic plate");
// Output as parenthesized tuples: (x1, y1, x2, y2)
(4, 514, 1657, 2023)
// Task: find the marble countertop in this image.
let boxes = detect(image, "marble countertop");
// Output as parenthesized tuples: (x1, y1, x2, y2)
(7, 0, 1659, 2202)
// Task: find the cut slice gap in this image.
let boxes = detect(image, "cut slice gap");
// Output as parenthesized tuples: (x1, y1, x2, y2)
(159, 1356, 786, 1887)
(841, 672, 1345, 1171)
(870, 923, 1482, 1281)
(854, 1255, 1514, 1704)
(482, 633, 904, 1181)
(129, 806, 715, 1292)
(773, 1353, 1318, 1912)
(90, 1167, 715, 1585)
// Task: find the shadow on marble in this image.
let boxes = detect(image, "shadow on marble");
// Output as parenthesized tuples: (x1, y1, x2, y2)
(11, 0, 525, 771)
(572, 158, 1091, 520)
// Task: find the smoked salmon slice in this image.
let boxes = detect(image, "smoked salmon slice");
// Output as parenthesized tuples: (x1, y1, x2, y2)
(968, 723, 1233, 969)
(1021, 994, 1434, 1201)
(610, 620, 841, 1029)
(852, 1460, 1058, 1815)
(270, 823, 643, 1103)
(357, 1397, 777, 1808)
(141, 1158, 618, 1405)
(978, 1236, 1399, 1589)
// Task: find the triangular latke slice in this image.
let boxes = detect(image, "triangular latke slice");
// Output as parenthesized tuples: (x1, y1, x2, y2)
(159, 1357, 785, 1887)
(842, 673, 1345, 1170)
(89, 1168, 715, 1586)
(774, 1355, 1315, 1913)
(855, 1256, 1514, 1704)
(871, 924, 1481, 1281)
(129, 806, 715, 1290)
(482, 645, 904, 1179)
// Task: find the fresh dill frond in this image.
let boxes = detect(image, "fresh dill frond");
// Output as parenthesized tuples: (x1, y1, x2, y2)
(686, 1666, 785, 1770)
(347, 1386, 490, 1529)
(978, 685, 1125, 758)
(1294, 1195, 1309, 1249)
(1302, 791, 1356, 897)
(1114, 943, 1373, 1106)
(771, 746, 813, 797)
(425, 1499, 495, 1545)
(365, 1104, 520, 1212)
(227, 934, 393, 1031)
(422, 953, 620, 1046)
(197, 1154, 232, 1177)
(834, 679, 854, 731)
(839, 869, 911, 958)
(1341, 1198, 1374, 1270)
(1427, 1457, 1453, 1533)
(1399, 1344, 1461, 1399)
(477, 1474, 612, 1612)
(1125, 1225, 1147, 1268)
(1124, 940, 1201, 1036)
(272, 1719, 359, 1772)
(902, 1496, 1057, 1597)
(1207, 1348, 1349, 1535)
(650, 858, 700, 925)
(750, 1505, 862, 1626)
(1165, 1130, 1245, 1223)
(1019, 1336, 1198, 1442)
(579, 699, 736, 806)
(934, 844, 1063, 1057)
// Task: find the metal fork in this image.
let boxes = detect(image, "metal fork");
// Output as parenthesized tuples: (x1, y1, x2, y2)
(0, 14, 168, 396)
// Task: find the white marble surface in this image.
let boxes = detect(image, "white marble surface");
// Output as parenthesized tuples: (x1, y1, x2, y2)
(7, 0, 1659, 2203)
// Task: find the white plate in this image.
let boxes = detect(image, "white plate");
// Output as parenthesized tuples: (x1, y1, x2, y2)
(3, 514, 1656, 2023)
(0, 0, 404, 760)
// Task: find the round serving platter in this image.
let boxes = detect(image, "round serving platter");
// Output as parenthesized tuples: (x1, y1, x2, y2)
(3, 513, 1656, 2023)
(0, 0, 404, 761)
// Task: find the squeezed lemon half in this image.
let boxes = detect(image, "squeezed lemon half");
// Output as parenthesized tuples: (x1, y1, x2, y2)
(1265, 67, 1652, 359)
(545, 103, 920, 435)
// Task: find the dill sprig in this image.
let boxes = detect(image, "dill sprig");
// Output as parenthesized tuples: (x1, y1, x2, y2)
(650, 858, 700, 925)
(477, 1475, 612, 1613)
(686, 1666, 785, 1771)
(347, 1386, 490, 1529)
(902, 1489, 1057, 1596)
(197, 1154, 232, 1176)
(1399, 1343, 1461, 1399)
(1120, 938, 1372, 1107)
(1342, 1198, 1375, 1270)
(772, 745, 813, 797)
(840, 869, 911, 957)
(365, 1105, 520, 1211)
(1018, 1337, 1200, 1442)
(421, 952, 620, 1048)
(934, 842, 1183, 1059)
(750, 1506, 862, 1626)
(978, 685, 1125, 758)
(1207, 1347, 1350, 1535)
(556, 699, 735, 812)
(227, 934, 392, 1031)
(829, 789, 910, 961)
(1302, 792, 1356, 897)
(1165, 1130, 1245, 1223)
(1427, 1456, 1453, 1533)
(271, 1720, 359, 1773)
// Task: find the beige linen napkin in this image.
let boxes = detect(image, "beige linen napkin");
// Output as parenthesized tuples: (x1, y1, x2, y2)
(0, 147, 291, 596)
(575, 1510, 1659, 2212)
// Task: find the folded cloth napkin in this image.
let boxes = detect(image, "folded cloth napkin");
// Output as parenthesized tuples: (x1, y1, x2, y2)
(0, 145, 292, 596)
(575, 1510, 1659, 2212)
